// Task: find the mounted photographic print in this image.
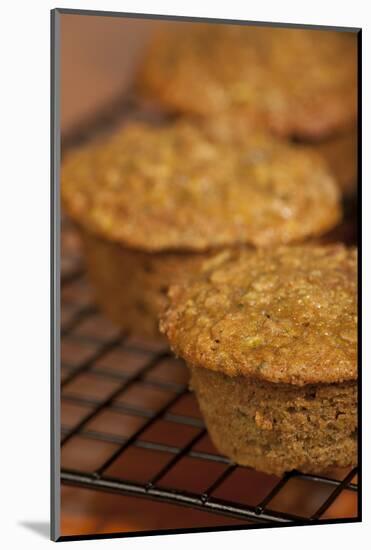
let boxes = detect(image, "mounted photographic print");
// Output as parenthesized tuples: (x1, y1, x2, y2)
(51, 8, 361, 541)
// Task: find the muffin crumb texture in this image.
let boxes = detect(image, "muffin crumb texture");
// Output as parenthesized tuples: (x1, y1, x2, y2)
(191, 367, 357, 476)
(161, 245, 357, 385)
(80, 229, 216, 339)
(139, 24, 357, 139)
(62, 121, 340, 252)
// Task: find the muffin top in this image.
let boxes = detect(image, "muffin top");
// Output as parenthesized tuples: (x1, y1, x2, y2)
(160, 245, 357, 385)
(62, 121, 340, 252)
(138, 24, 357, 139)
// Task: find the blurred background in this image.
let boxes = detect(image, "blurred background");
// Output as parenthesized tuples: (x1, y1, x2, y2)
(61, 14, 161, 134)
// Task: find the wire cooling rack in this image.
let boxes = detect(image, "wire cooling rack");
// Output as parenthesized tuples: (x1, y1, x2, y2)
(60, 95, 359, 537)
(60, 217, 358, 532)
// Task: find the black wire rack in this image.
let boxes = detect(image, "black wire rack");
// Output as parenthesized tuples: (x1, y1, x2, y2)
(60, 223, 358, 529)
(60, 95, 359, 533)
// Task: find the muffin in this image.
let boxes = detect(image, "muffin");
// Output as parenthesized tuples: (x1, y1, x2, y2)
(138, 24, 357, 140)
(160, 245, 357, 475)
(62, 120, 341, 340)
(196, 117, 358, 197)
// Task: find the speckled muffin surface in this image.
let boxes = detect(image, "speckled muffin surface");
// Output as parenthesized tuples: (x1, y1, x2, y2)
(62, 121, 340, 252)
(190, 367, 357, 475)
(204, 118, 358, 197)
(80, 229, 217, 340)
(139, 24, 357, 139)
(161, 245, 357, 385)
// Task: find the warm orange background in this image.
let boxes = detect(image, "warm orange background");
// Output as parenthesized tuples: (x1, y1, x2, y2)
(61, 14, 164, 134)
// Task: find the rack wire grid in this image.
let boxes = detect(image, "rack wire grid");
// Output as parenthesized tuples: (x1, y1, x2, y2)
(60, 95, 359, 533)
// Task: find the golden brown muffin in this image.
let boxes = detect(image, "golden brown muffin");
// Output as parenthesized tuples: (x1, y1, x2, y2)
(138, 24, 357, 140)
(160, 245, 358, 475)
(202, 118, 358, 197)
(62, 120, 340, 250)
(62, 121, 341, 340)
(80, 230, 218, 339)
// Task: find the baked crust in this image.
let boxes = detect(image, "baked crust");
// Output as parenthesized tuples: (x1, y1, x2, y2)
(191, 367, 357, 475)
(80, 228, 220, 340)
(62, 121, 340, 252)
(161, 245, 357, 385)
(200, 118, 358, 197)
(138, 24, 357, 140)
